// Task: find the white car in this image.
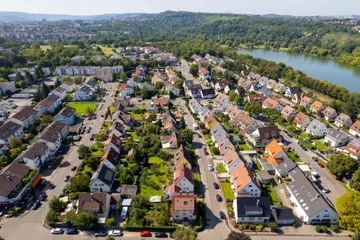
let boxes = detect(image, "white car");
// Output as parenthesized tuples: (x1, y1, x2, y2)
(51, 228, 64, 234)
(108, 230, 122, 236)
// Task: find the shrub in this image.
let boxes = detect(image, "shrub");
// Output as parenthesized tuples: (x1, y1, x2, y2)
(315, 225, 323, 233)
(256, 224, 264, 231)
(320, 226, 328, 233)
(268, 222, 278, 231)
(330, 224, 339, 232)
(249, 224, 256, 230)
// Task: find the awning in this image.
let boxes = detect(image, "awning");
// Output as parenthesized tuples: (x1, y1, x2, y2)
(31, 174, 43, 187)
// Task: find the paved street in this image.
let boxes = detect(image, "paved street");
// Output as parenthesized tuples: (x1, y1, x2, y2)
(174, 59, 196, 81)
(0, 82, 117, 240)
(279, 130, 347, 206)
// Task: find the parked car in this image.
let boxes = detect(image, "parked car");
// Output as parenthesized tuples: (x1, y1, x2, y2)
(208, 165, 214, 171)
(155, 232, 167, 238)
(322, 188, 330, 194)
(216, 194, 222, 202)
(66, 228, 78, 235)
(94, 231, 108, 237)
(39, 193, 47, 201)
(219, 211, 226, 219)
(31, 200, 41, 210)
(64, 175, 70, 182)
(311, 156, 318, 162)
(108, 230, 122, 236)
(51, 228, 64, 234)
(90, 134, 95, 141)
(213, 182, 219, 189)
(140, 230, 151, 237)
(317, 162, 324, 168)
(71, 166, 77, 171)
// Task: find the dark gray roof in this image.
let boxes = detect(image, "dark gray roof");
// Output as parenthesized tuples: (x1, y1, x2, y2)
(0, 121, 22, 141)
(183, 80, 195, 87)
(47, 94, 60, 103)
(103, 148, 121, 166)
(256, 126, 281, 140)
(86, 79, 98, 88)
(201, 88, 215, 96)
(235, 197, 271, 218)
(287, 167, 334, 217)
(57, 106, 76, 118)
(275, 156, 297, 175)
(188, 84, 202, 90)
(91, 163, 115, 187)
(80, 85, 92, 94)
(287, 87, 300, 94)
(22, 142, 49, 160)
(39, 121, 66, 143)
(272, 207, 295, 221)
(325, 129, 349, 141)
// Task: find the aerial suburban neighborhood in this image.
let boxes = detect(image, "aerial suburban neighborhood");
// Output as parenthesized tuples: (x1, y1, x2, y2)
(1, 10, 360, 240)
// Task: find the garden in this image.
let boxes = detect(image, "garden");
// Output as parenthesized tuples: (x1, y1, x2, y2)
(67, 102, 98, 117)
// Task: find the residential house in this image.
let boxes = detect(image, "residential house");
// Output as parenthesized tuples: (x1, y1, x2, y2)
(171, 194, 197, 223)
(281, 105, 297, 120)
(34, 94, 61, 115)
(211, 123, 229, 145)
(164, 118, 177, 134)
(21, 142, 50, 169)
(199, 67, 210, 81)
(0, 81, 16, 95)
(250, 84, 272, 97)
(126, 79, 141, 88)
(96, 71, 113, 82)
(77, 192, 111, 219)
(322, 107, 338, 122)
(10, 107, 39, 128)
(266, 79, 277, 89)
(218, 137, 235, 155)
(54, 106, 76, 125)
(285, 87, 301, 98)
(51, 87, 67, 100)
(85, 79, 100, 92)
(90, 55, 103, 62)
(199, 106, 212, 122)
(89, 163, 115, 193)
(0, 163, 31, 204)
(189, 98, 202, 114)
(291, 92, 305, 104)
(247, 94, 265, 103)
(310, 101, 325, 114)
(160, 132, 178, 149)
(183, 80, 195, 92)
(60, 81, 75, 93)
(324, 130, 352, 147)
(200, 88, 216, 99)
(334, 113, 353, 129)
(203, 114, 219, 129)
(73, 85, 94, 101)
(215, 80, 228, 91)
(241, 80, 253, 90)
(272, 207, 295, 225)
(104, 134, 122, 154)
(213, 93, 229, 112)
(274, 82, 286, 93)
(36, 121, 67, 153)
(119, 84, 134, 97)
(224, 83, 236, 94)
(152, 97, 169, 110)
(350, 120, 360, 137)
(286, 167, 339, 225)
(246, 126, 281, 147)
(169, 164, 194, 194)
(174, 145, 192, 170)
(101, 147, 122, 171)
(237, 77, 247, 86)
(235, 86, 246, 96)
(294, 112, 311, 130)
(306, 119, 328, 137)
(223, 149, 242, 173)
(71, 55, 85, 65)
(0, 121, 24, 148)
(262, 98, 284, 111)
(300, 96, 313, 108)
(164, 81, 180, 96)
(265, 140, 297, 176)
(344, 139, 360, 160)
(110, 121, 128, 138)
(230, 163, 261, 197)
(233, 197, 271, 224)
(258, 76, 269, 86)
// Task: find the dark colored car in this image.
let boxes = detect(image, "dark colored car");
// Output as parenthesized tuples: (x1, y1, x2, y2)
(66, 228, 78, 235)
(213, 182, 219, 189)
(216, 194, 222, 202)
(31, 201, 41, 210)
(39, 193, 47, 201)
(155, 232, 168, 238)
(311, 156, 318, 162)
(64, 175, 70, 182)
(94, 231, 108, 237)
(71, 165, 77, 171)
(90, 134, 95, 141)
(219, 211, 226, 219)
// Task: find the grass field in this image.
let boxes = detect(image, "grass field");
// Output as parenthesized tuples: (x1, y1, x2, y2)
(204, 134, 212, 142)
(149, 157, 163, 165)
(221, 181, 234, 202)
(40, 45, 51, 51)
(128, 112, 143, 121)
(216, 163, 227, 174)
(126, 131, 139, 140)
(96, 45, 116, 57)
(194, 172, 202, 195)
(240, 144, 252, 151)
(314, 140, 327, 151)
(287, 151, 302, 163)
(262, 184, 281, 205)
(67, 102, 97, 117)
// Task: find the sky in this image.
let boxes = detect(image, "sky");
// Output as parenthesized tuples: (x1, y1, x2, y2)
(1, 0, 359, 16)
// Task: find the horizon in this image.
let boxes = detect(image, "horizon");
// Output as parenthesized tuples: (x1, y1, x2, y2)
(1, 0, 359, 17)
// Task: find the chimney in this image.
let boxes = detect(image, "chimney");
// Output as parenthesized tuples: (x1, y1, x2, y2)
(257, 199, 260, 207)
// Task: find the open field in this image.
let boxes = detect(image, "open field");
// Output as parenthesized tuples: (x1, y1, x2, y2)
(40, 45, 51, 51)
(96, 45, 116, 56)
(67, 102, 98, 117)
(221, 180, 234, 202)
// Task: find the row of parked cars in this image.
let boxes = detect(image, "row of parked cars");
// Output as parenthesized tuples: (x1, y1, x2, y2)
(51, 228, 173, 238)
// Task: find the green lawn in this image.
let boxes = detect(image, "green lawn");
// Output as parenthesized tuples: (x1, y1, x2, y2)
(194, 172, 202, 195)
(221, 181, 234, 202)
(128, 112, 143, 121)
(96, 45, 115, 56)
(126, 131, 139, 140)
(299, 138, 315, 150)
(314, 140, 327, 151)
(216, 163, 227, 174)
(262, 184, 281, 205)
(149, 157, 163, 164)
(287, 151, 302, 163)
(209, 146, 220, 155)
(40, 45, 51, 51)
(138, 104, 146, 110)
(204, 134, 212, 142)
(109, 105, 115, 114)
(240, 144, 252, 151)
(67, 103, 98, 117)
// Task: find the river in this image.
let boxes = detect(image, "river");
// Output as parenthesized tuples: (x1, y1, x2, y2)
(237, 48, 360, 93)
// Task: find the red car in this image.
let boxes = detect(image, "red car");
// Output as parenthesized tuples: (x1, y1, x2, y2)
(317, 162, 324, 168)
(140, 230, 151, 237)
(71, 166, 77, 171)
(64, 175, 70, 182)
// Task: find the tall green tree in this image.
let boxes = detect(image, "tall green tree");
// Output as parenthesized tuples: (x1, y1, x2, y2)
(173, 227, 198, 240)
(226, 231, 252, 240)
